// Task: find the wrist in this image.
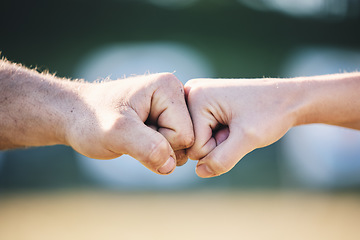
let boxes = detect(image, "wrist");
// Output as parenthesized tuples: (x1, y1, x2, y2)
(0, 60, 89, 149)
(259, 77, 312, 129)
(283, 77, 314, 127)
(57, 79, 90, 147)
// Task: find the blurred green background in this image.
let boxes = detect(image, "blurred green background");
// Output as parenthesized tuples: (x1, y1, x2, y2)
(1, 0, 360, 191)
(2, 1, 360, 240)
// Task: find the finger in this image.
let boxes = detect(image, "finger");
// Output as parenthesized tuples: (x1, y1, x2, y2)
(109, 112, 177, 175)
(195, 127, 253, 178)
(175, 150, 188, 166)
(184, 81, 217, 160)
(147, 118, 189, 166)
(150, 74, 194, 151)
(185, 101, 218, 160)
(186, 118, 217, 160)
(214, 126, 230, 145)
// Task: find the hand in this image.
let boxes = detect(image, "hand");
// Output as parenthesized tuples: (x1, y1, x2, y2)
(67, 73, 194, 175)
(184, 78, 298, 178)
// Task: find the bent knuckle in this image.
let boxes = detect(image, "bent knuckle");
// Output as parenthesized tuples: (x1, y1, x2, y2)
(183, 133, 195, 148)
(185, 84, 207, 103)
(156, 72, 181, 86)
(173, 131, 195, 149)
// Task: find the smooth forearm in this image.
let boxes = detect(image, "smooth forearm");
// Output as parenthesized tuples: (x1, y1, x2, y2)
(291, 72, 360, 129)
(0, 60, 84, 149)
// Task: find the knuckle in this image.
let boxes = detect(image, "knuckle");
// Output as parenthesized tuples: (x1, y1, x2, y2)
(173, 131, 195, 149)
(156, 72, 180, 86)
(153, 73, 184, 97)
(184, 133, 195, 148)
(185, 84, 206, 103)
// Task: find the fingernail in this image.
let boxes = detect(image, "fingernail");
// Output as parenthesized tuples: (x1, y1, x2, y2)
(196, 164, 215, 178)
(158, 157, 175, 174)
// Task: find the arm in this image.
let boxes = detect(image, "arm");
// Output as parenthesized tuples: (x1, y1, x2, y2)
(293, 73, 360, 129)
(184, 72, 360, 178)
(0, 59, 194, 174)
(0, 59, 77, 149)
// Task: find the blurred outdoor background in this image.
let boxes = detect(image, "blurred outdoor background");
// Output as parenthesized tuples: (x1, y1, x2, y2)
(1, 0, 360, 239)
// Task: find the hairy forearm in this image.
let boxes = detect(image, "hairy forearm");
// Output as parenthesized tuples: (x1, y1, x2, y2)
(292, 72, 360, 129)
(0, 59, 84, 149)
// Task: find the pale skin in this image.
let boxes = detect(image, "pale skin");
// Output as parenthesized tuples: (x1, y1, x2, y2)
(0, 59, 194, 175)
(184, 73, 360, 178)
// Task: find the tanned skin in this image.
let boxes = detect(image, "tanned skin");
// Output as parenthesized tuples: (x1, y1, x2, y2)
(0, 59, 194, 175)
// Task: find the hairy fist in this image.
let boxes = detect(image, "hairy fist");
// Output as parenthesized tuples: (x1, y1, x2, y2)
(67, 73, 194, 175)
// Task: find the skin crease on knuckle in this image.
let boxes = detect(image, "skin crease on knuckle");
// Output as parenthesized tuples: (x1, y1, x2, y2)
(173, 130, 195, 150)
(186, 80, 239, 175)
(185, 84, 204, 102)
(184, 132, 195, 149)
(155, 73, 194, 147)
(185, 115, 215, 160)
(154, 106, 193, 150)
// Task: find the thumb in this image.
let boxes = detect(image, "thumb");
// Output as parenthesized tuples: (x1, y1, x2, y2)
(195, 127, 253, 178)
(112, 113, 176, 175)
